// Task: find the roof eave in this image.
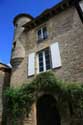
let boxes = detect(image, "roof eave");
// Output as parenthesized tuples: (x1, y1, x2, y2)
(23, 0, 74, 31)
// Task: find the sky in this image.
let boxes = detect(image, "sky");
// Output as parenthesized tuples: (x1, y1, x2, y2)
(0, 0, 62, 64)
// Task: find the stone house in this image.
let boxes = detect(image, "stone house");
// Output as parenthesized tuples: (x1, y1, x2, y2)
(0, 63, 11, 124)
(0, 0, 83, 124)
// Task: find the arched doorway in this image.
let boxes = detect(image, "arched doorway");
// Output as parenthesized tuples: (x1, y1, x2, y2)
(36, 95, 61, 125)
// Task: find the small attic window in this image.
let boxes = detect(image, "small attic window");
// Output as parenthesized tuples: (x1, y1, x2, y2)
(13, 41, 16, 49)
(37, 26, 48, 42)
(12, 42, 16, 52)
(15, 23, 18, 27)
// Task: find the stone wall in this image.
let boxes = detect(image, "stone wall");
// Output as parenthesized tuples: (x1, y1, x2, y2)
(10, 7, 83, 87)
(0, 70, 5, 124)
(0, 64, 11, 124)
(10, 6, 83, 125)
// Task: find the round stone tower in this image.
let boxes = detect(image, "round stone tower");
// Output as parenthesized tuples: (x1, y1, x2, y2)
(13, 13, 33, 41)
(11, 13, 33, 68)
(10, 13, 33, 86)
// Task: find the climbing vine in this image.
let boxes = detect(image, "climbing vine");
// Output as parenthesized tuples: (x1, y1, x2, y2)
(5, 71, 83, 125)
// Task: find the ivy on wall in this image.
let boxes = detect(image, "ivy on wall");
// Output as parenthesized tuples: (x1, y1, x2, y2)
(5, 71, 83, 125)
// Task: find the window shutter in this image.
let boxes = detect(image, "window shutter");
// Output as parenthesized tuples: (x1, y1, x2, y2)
(50, 42, 62, 69)
(28, 53, 35, 76)
(79, 0, 83, 12)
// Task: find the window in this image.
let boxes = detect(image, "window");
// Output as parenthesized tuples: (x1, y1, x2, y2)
(28, 42, 62, 76)
(37, 26, 48, 42)
(13, 41, 16, 49)
(37, 48, 51, 73)
(12, 41, 16, 52)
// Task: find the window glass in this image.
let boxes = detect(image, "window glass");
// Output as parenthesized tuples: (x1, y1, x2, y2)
(38, 29, 42, 41)
(43, 27, 48, 39)
(38, 48, 51, 72)
(37, 26, 48, 41)
(13, 41, 16, 48)
(45, 48, 51, 70)
(38, 52, 44, 72)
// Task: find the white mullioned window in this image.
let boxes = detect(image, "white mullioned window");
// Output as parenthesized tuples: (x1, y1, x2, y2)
(28, 42, 62, 76)
(37, 47, 51, 73)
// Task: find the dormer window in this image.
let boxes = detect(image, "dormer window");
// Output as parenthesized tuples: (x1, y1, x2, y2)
(13, 41, 16, 49)
(12, 41, 16, 52)
(37, 26, 48, 42)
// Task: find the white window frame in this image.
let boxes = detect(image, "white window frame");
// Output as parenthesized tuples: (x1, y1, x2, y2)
(37, 26, 48, 41)
(43, 51, 46, 72)
(28, 42, 62, 76)
(37, 48, 51, 73)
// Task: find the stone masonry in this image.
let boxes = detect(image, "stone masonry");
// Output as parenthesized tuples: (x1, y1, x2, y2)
(9, 0, 83, 124)
(0, 63, 11, 124)
(0, 0, 83, 125)
(11, 6, 83, 87)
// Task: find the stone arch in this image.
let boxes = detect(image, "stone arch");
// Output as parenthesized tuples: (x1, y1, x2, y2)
(36, 94, 61, 125)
